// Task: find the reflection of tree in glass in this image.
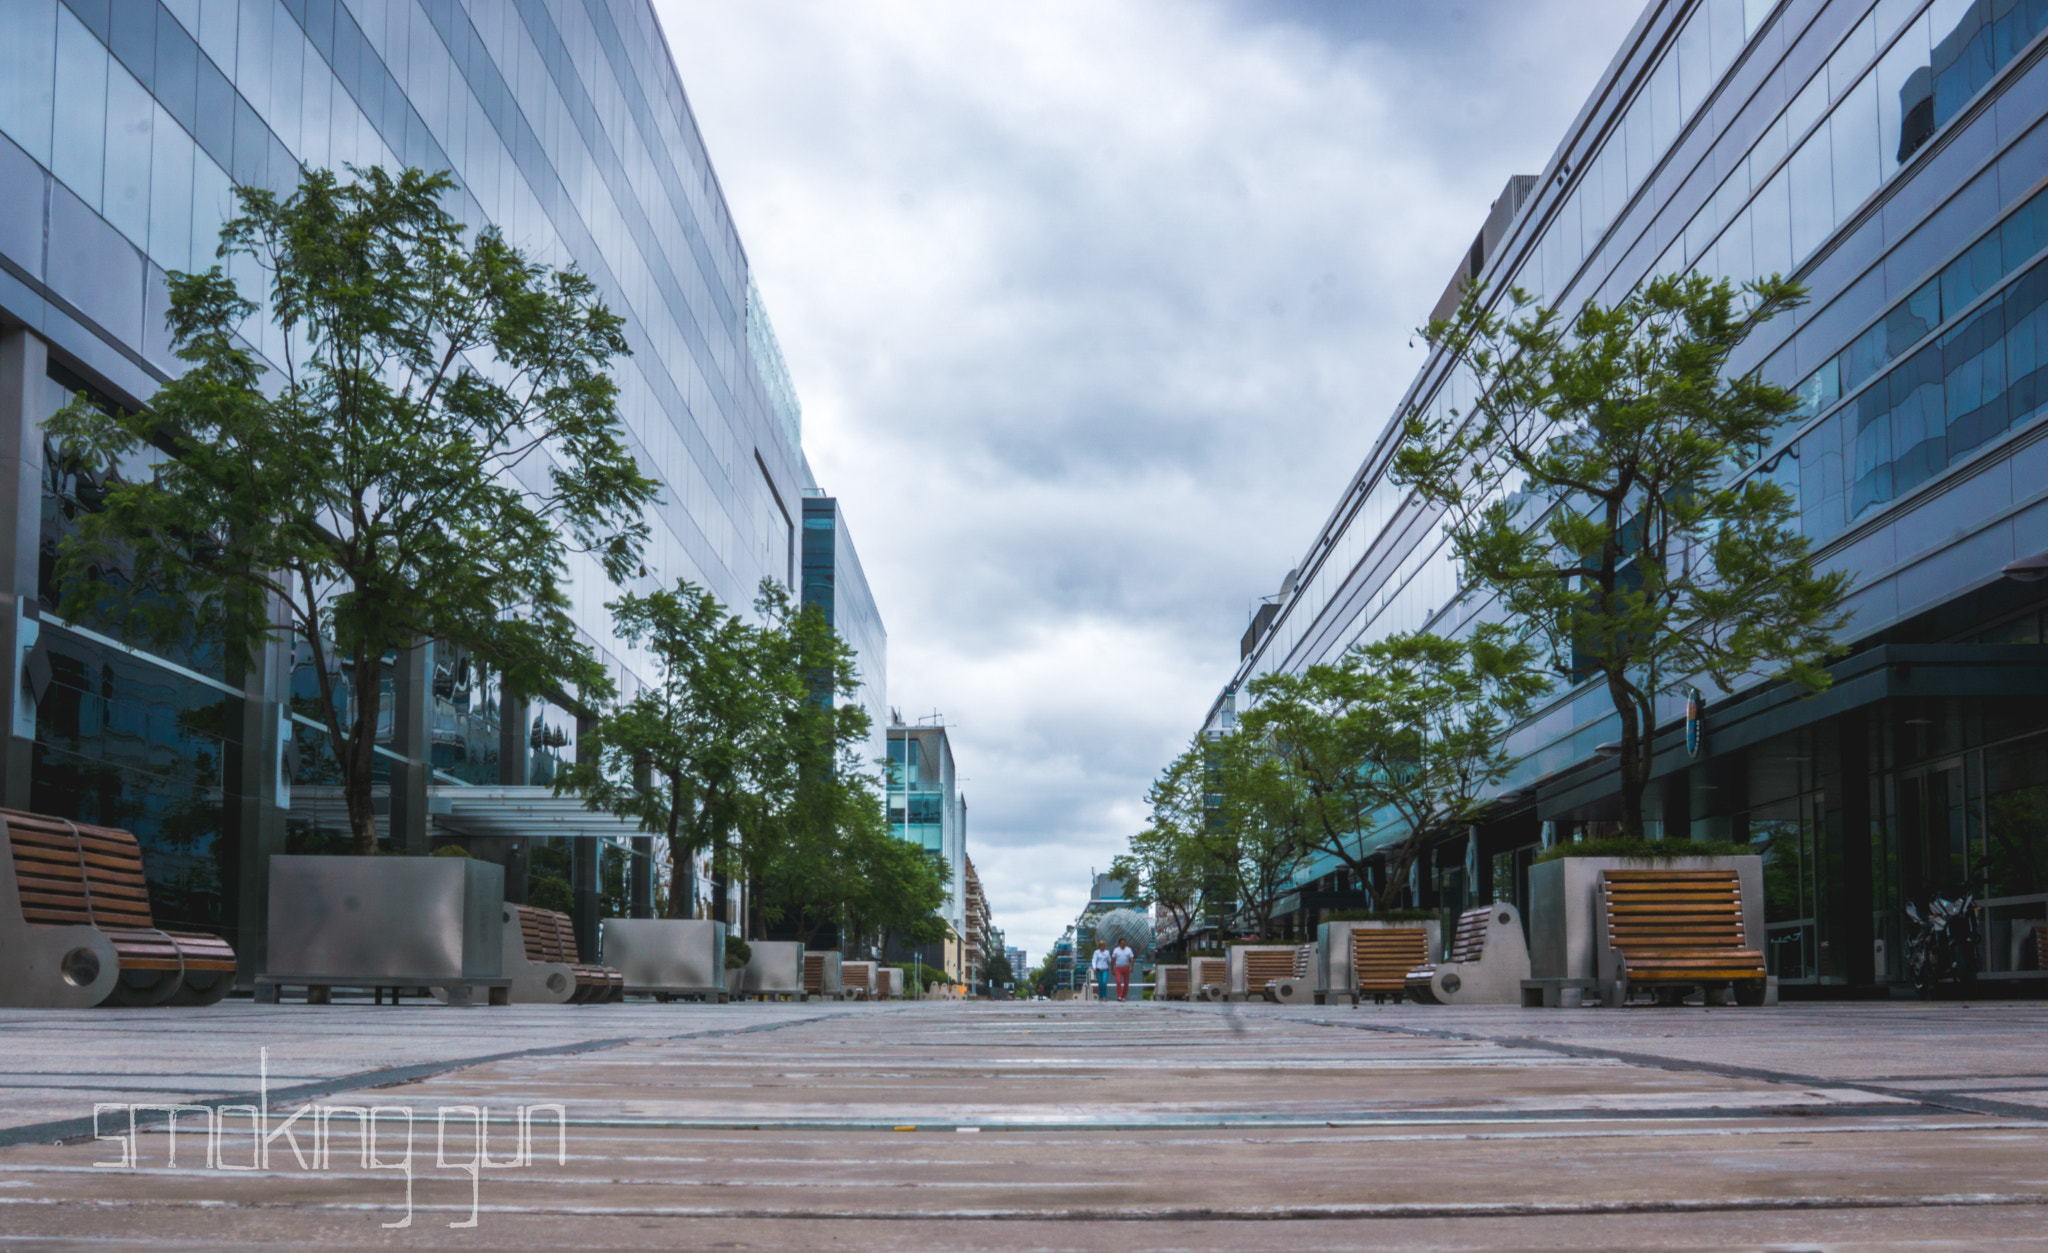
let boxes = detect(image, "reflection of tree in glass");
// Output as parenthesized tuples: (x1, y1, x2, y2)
(1983, 785, 2048, 899)
(1754, 818, 1806, 925)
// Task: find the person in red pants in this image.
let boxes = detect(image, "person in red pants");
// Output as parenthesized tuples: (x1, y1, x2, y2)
(1111, 939, 1135, 1001)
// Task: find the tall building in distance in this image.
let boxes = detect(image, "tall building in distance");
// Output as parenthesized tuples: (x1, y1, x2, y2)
(886, 715, 967, 973)
(800, 485, 888, 769)
(1208, 0, 2048, 993)
(962, 852, 990, 988)
(0, 0, 885, 967)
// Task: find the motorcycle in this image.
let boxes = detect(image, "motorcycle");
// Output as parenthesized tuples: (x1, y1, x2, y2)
(1903, 894, 1980, 998)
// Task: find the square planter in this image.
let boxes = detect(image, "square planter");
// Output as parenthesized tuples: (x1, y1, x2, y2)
(601, 919, 726, 1001)
(259, 855, 507, 1005)
(741, 940, 806, 999)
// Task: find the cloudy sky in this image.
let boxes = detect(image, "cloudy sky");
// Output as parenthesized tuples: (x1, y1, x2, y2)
(652, 0, 1645, 964)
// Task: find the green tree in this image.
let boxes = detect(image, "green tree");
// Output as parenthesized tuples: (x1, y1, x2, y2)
(1394, 274, 1850, 840)
(554, 580, 788, 918)
(984, 950, 1015, 993)
(47, 167, 656, 854)
(1198, 732, 1310, 939)
(1242, 628, 1546, 911)
(1115, 757, 1213, 957)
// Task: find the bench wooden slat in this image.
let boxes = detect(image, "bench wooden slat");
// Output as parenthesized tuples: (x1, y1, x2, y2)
(1601, 868, 1764, 997)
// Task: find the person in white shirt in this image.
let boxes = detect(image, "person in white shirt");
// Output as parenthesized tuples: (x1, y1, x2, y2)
(1111, 941, 1136, 1001)
(1090, 940, 1111, 1001)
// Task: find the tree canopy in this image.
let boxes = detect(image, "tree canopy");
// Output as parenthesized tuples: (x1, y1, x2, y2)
(1394, 274, 1849, 838)
(47, 166, 656, 854)
(1241, 627, 1545, 909)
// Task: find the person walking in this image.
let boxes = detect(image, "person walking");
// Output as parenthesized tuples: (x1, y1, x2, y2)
(1111, 939, 1135, 1002)
(1090, 940, 1111, 1002)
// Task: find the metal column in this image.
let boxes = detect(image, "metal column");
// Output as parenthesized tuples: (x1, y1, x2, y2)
(0, 330, 45, 810)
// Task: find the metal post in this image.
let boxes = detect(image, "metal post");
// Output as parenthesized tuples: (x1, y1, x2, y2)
(0, 329, 46, 810)
(630, 750, 654, 920)
(571, 712, 601, 962)
(388, 641, 431, 855)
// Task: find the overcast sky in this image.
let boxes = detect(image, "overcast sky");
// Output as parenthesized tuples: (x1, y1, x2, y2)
(652, 0, 1645, 965)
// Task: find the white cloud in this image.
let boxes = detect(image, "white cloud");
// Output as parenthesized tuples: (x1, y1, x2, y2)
(653, 0, 1641, 961)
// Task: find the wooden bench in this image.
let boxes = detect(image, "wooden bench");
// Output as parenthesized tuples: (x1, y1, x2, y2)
(0, 808, 236, 1007)
(804, 950, 842, 1000)
(1407, 904, 1529, 1004)
(1155, 963, 1189, 1000)
(1260, 945, 1317, 1005)
(1189, 955, 1228, 1001)
(509, 904, 622, 1003)
(841, 960, 878, 1000)
(1351, 927, 1430, 1004)
(1599, 869, 1766, 1006)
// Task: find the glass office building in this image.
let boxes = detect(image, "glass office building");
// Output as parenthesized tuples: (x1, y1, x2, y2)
(0, 0, 886, 969)
(802, 485, 889, 771)
(886, 720, 966, 945)
(1210, 0, 2048, 991)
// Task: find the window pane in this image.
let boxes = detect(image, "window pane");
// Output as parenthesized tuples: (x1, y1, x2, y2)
(1830, 74, 1880, 219)
(1624, 97, 1652, 195)
(104, 61, 154, 248)
(148, 104, 193, 273)
(0, 0, 56, 167)
(1877, 12, 1934, 173)
(52, 8, 108, 209)
(1943, 298, 2008, 456)
(1787, 129, 1833, 261)
(1943, 232, 2003, 314)
(1678, 9, 1711, 119)
(1650, 57, 1681, 154)
(1752, 166, 1792, 279)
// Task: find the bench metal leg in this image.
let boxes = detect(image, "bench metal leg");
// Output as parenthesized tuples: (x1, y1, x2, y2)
(255, 982, 279, 1005)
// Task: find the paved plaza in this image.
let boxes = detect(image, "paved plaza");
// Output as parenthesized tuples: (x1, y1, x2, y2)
(2, 999, 2048, 1250)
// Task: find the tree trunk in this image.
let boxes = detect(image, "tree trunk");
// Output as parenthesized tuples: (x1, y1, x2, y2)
(666, 790, 689, 919)
(345, 647, 383, 856)
(1607, 667, 1646, 840)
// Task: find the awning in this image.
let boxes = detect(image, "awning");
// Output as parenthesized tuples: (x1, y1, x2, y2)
(429, 785, 653, 848)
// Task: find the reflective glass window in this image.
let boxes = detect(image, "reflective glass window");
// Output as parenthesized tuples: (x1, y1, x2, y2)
(104, 59, 154, 248)
(1944, 230, 2004, 315)
(147, 103, 193, 273)
(1829, 73, 1880, 217)
(52, 7, 107, 208)
(1786, 129, 1833, 260)
(154, 11, 200, 131)
(1877, 11, 1934, 173)
(1751, 165, 1792, 279)
(0, 0, 57, 167)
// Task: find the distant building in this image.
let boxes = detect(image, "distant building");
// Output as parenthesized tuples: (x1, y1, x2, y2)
(800, 487, 888, 768)
(887, 716, 967, 974)
(962, 854, 992, 989)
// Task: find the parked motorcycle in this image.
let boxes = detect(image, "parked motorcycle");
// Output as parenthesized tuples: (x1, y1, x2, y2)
(1904, 895, 1980, 998)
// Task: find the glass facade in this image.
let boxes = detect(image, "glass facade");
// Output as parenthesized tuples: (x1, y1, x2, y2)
(801, 490, 889, 770)
(1214, 0, 2048, 989)
(886, 724, 965, 938)
(0, 0, 887, 955)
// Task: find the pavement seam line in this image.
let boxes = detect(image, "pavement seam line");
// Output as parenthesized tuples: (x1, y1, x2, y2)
(1257, 1007, 2048, 1123)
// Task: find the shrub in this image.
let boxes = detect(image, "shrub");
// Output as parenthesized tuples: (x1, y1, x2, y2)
(528, 875, 573, 914)
(1321, 908, 1438, 922)
(724, 936, 752, 970)
(1533, 837, 1752, 864)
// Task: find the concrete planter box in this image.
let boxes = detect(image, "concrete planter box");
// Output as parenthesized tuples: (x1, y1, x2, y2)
(1318, 919, 1441, 1005)
(741, 941, 806, 999)
(601, 919, 726, 1001)
(259, 855, 507, 1006)
(1525, 854, 1763, 1007)
(841, 961, 878, 1000)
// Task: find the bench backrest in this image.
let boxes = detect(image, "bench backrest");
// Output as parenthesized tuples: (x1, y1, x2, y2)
(1190, 956, 1227, 988)
(5, 809, 156, 932)
(1447, 906, 1492, 964)
(1350, 927, 1430, 990)
(514, 904, 582, 965)
(1159, 965, 1188, 996)
(1240, 947, 1297, 988)
(804, 951, 830, 992)
(842, 961, 876, 993)
(1600, 868, 1748, 954)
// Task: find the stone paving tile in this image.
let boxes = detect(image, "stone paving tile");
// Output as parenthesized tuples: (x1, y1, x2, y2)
(3, 1000, 2047, 1249)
